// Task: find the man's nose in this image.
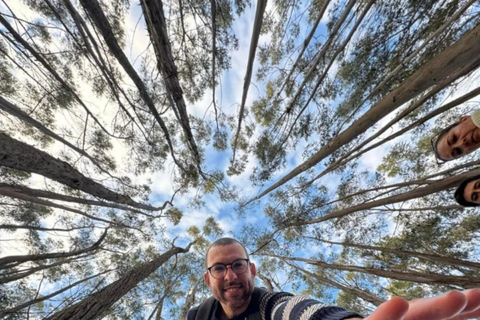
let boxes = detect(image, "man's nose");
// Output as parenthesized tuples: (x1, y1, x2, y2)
(224, 266, 238, 280)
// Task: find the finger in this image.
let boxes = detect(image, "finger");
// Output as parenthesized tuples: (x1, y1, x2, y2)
(364, 297, 409, 320)
(462, 289, 480, 313)
(406, 291, 467, 320)
(448, 307, 480, 320)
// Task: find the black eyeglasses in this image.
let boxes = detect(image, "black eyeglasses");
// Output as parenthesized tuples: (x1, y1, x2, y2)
(430, 121, 459, 165)
(207, 258, 249, 279)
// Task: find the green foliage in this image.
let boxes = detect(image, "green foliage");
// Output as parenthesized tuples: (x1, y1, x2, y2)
(165, 207, 182, 225)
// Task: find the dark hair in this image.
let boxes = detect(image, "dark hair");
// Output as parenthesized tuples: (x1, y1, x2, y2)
(205, 237, 249, 267)
(432, 122, 460, 162)
(454, 175, 480, 207)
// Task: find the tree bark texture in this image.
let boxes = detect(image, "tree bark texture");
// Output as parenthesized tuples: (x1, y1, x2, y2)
(0, 132, 156, 211)
(44, 243, 194, 320)
(248, 22, 480, 204)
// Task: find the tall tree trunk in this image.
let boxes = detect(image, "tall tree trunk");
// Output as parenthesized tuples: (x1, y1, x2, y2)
(0, 14, 117, 139)
(0, 270, 112, 317)
(0, 96, 112, 176)
(0, 229, 107, 268)
(44, 240, 197, 320)
(140, 0, 202, 168)
(283, 260, 385, 306)
(231, 0, 267, 161)
(0, 255, 88, 284)
(294, 167, 480, 227)
(0, 132, 157, 211)
(247, 22, 480, 204)
(0, 183, 149, 214)
(77, 0, 185, 172)
(270, 254, 480, 288)
(307, 237, 480, 271)
(0, 187, 137, 228)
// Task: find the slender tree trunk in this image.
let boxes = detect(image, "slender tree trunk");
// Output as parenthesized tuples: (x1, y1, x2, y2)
(273, 0, 331, 102)
(0, 224, 91, 232)
(0, 182, 147, 214)
(0, 229, 107, 268)
(140, 0, 202, 167)
(44, 240, 197, 320)
(257, 272, 275, 291)
(283, 260, 385, 306)
(77, 0, 184, 172)
(0, 14, 117, 139)
(307, 237, 480, 271)
(0, 187, 138, 228)
(284, 0, 356, 115)
(279, 167, 480, 231)
(0, 132, 157, 211)
(231, 0, 267, 161)
(180, 276, 203, 320)
(270, 254, 480, 288)
(0, 270, 112, 317)
(247, 22, 480, 204)
(0, 255, 89, 284)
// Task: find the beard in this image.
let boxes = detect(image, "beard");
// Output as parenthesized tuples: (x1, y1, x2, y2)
(216, 280, 255, 314)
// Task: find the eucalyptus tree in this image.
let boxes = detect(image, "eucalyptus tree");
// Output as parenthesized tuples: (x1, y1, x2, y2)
(1, 0, 480, 318)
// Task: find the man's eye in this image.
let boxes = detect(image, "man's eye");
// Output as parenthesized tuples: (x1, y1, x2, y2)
(473, 192, 478, 202)
(475, 181, 480, 189)
(213, 265, 225, 272)
(451, 134, 457, 144)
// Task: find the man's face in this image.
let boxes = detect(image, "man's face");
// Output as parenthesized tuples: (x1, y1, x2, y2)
(436, 116, 480, 161)
(463, 178, 480, 205)
(204, 243, 256, 318)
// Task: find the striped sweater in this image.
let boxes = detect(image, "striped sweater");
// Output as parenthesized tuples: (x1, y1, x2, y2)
(187, 287, 362, 320)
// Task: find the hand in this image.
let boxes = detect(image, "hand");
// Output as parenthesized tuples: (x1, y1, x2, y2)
(350, 289, 480, 320)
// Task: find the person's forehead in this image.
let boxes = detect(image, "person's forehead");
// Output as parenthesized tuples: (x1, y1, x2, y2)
(436, 133, 453, 159)
(207, 243, 247, 264)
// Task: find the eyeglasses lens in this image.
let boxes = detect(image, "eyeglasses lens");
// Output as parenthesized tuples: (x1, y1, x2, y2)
(210, 259, 248, 279)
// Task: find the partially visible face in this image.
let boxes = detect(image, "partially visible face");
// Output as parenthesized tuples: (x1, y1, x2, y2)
(204, 243, 256, 318)
(436, 116, 480, 161)
(463, 178, 480, 205)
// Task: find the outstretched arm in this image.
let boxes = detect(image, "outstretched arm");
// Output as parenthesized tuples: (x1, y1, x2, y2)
(350, 289, 480, 320)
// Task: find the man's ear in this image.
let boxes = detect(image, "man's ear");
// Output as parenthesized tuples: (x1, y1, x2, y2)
(204, 272, 211, 287)
(250, 262, 256, 277)
(460, 115, 470, 122)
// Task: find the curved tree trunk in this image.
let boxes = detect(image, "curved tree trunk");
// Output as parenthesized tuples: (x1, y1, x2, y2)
(231, 0, 268, 161)
(247, 22, 480, 204)
(307, 237, 480, 271)
(0, 132, 157, 211)
(0, 229, 107, 268)
(77, 0, 185, 172)
(140, 0, 202, 167)
(283, 260, 385, 306)
(44, 240, 197, 320)
(270, 254, 480, 288)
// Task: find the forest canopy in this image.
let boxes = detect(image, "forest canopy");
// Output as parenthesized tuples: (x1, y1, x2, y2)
(1, 0, 480, 319)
